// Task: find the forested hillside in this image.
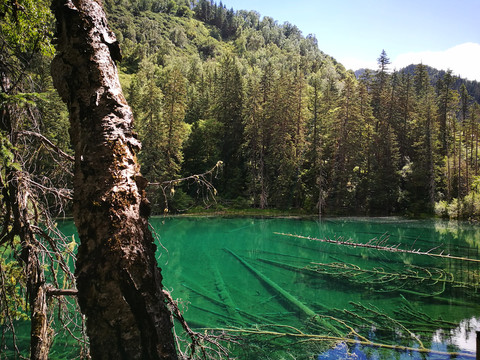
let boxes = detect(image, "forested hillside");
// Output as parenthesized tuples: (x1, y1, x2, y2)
(356, 65, 480, 105)
(98, 0, 480, 218)
(2, 0, 480, 218)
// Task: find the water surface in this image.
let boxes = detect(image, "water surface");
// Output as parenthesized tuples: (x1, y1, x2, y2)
(152, 216, 480, 359)
(5, 216, 479, 359)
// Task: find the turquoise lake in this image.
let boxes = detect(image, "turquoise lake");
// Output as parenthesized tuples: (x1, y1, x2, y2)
(151, 216, 480, 359)
(5, 216, 480, 359)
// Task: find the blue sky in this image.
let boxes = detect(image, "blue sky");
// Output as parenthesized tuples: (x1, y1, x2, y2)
(223, 0, 480, 80)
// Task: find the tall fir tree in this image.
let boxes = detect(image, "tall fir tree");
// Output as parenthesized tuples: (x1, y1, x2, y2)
(214, 53, 245, 199)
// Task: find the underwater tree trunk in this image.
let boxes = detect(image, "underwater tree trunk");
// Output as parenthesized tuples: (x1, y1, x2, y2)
(50, 1, 177, 358)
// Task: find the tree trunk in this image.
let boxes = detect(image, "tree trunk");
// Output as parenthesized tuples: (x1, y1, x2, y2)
(50, 1, 177, 359)
(9, 172, 53, 360)
(1, 74, 52, 360)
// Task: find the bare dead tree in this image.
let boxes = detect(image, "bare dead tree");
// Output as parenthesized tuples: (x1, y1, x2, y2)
(1, 101, 84, 359)
(0, 4, 84, 356)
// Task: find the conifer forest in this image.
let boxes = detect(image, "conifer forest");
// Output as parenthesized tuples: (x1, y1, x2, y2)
(109, 0, 480, 218)
(3, 0, 480, 218)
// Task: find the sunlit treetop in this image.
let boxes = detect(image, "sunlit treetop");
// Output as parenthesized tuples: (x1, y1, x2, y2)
(0, 0, 54, 58)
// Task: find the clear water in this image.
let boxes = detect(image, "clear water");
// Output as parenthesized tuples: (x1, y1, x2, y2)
(152, 216, 480, 359)
(4, 216, 480, 359)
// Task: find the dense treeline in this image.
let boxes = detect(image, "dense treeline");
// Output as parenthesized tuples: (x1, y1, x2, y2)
(356, 65, 480, 105)
(99, 0, 480, 218)
(2, 0, 479, 219)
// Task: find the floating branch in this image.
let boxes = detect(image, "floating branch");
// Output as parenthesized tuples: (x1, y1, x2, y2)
(274, 232, 480, 263)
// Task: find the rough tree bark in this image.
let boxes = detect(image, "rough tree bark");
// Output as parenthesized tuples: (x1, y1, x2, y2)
(50, 1, 177, 358)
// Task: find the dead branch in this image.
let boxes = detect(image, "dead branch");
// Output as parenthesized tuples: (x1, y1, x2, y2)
(204, 324, 475, 359)
(163, 288, 236, 359)
(16, 130, 74, 162)
(148, 161, 223, 211)
(275, 232, 480, 263)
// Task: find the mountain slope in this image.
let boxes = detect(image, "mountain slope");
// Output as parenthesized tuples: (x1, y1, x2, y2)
(355, 65, 480, 103)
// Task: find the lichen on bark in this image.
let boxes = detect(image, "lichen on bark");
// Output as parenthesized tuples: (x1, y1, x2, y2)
(50, 0, 177, 358)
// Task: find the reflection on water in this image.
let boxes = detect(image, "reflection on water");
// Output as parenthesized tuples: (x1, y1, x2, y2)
(433, 317, 480, 353)
(153, 216, 480, 359)
(5, 216, 478, 359)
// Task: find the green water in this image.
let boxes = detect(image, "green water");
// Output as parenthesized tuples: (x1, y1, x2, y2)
(4, 217, 480, 359)
(152, 216, 480, 359)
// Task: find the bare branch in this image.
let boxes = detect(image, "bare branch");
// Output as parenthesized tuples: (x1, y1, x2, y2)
(163, 289, 236, 359)
(148, 161, 223, 212)
(275, 232, 480, 263)
(16, 130, 74, 162)
(46, 286, 78, 297)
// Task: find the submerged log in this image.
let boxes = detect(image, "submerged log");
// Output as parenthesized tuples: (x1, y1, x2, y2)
(224, 248, 341, 335)
(211, 261, 245, 325)
(182, 283, 271, 325)
(276, 232, 480, 263)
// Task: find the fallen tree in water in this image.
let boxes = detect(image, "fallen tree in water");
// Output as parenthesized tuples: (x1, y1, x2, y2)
(275, 232, 480, 263)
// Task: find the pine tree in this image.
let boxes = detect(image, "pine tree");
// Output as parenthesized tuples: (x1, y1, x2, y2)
(405, 64, 438, 213)
(305, 71, 324, 214)
(368, 50, 400, 214)
(161, 64, 189, 180)
(330, 74, 362, 212)
(243, 67, 267, 208)
(132, 59, 165, 181)
(436, 70, 460, 200)
(214, 53, 245, 198)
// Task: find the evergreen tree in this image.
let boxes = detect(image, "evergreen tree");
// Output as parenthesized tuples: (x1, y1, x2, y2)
(213, 53, 245, 199)
(161, 63, 189, 180)
(437, 70, 456, 157)
(368, 50, 400, 214)
(403, 64, 438, 214)
(304, 71, 325, 214)
(243, 67, 267, 208)
(436, 71, 460, 200)
(329, 74, 368, 213)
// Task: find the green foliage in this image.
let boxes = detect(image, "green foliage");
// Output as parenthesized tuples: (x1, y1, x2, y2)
(0, 0, 54, 57)
(105, 1, 480, 216)
(0, 239, 28, 325)
(0, 131, 19, 171)
(6, 0, 480, 218)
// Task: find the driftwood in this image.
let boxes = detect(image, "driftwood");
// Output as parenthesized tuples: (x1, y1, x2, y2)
(208, 325, 476, 359)
(275, 232, 480, 263)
